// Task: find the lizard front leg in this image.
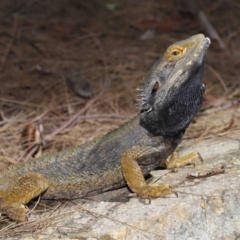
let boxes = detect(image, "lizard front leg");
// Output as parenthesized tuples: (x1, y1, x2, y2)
(0, 172, 49, 222)
(160, 151, 203, 171)
(121, 146, 203, 199)
(121, 146, 173, 199)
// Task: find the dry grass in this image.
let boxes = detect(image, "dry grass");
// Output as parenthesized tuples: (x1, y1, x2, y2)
(0, 0, 240, 238)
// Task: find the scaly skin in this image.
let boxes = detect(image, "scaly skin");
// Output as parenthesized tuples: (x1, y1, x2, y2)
(0, 34, 211, 222)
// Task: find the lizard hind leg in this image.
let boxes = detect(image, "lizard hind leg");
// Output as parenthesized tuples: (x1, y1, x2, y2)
(0, 172, 50, 222)
(121, 146, 173, 199)
(161, 151, 203, 171)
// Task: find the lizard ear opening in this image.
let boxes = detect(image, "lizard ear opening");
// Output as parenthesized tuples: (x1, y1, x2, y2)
(151, 81, 160, 94)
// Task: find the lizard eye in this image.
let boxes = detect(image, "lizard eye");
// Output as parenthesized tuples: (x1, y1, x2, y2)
(165, 46, 186, 61)
(170, 48, 183, 56)
(171, 50, 180, 56)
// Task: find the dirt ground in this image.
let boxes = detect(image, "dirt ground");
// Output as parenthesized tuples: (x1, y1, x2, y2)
(0, 0, 240, 238)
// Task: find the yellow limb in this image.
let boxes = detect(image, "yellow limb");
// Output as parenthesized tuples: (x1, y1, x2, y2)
(121, 146, 172, 199)
(161, 151, 203, 171)
(0, 172, 49, 222)
(121, 147, 203, 199)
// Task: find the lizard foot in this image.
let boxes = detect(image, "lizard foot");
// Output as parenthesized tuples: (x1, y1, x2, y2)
(0, 201, 27, 222)
(0, 172, 49, 222)
(161, 151, 203, 171)
(137, 183, 173, 199)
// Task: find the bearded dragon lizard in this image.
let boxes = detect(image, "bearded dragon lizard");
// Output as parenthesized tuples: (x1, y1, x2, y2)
(0, 34, 211, 222)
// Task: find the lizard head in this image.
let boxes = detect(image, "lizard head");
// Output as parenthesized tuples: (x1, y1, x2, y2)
(139, 34, 211, 140)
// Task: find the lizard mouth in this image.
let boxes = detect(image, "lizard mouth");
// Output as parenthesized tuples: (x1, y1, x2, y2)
(203, 37, 211, 48)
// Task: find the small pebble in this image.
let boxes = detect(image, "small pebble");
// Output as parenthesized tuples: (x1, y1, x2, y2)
(65, 70, 94, 98)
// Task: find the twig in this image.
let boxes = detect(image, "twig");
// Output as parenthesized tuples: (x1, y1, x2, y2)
(198, 11, 226, 49)
(0, 98, 41, 108)
(184, 0, 226, 49)
(0, 16, 18, 72)
(43, 113, 133, 121)
(0, 222, 16, 235)
(206, 65, 228, 92)
(24, 145, 40, 161)
(27, 196, 42, 217)
(45, 93, 102, 141)
(78, 113, 133, 120)
(187, 168, 225, 179)
(76, 204, 163, 238)
(22, 35, 45, 56)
